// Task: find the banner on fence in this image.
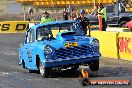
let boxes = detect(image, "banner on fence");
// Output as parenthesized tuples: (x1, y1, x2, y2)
(0, 21, 29, 33)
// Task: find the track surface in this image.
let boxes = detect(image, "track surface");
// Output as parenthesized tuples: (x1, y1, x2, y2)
(0, 33, 132, 88)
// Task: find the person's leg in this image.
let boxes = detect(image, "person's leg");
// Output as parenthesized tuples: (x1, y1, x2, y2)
(104, 21, 107, 31)
(102, 18, 106, 31)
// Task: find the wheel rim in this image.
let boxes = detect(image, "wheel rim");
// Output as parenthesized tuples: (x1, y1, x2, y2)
(40, 65, 45, 76)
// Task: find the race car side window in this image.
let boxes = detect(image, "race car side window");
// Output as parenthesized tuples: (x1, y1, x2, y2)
(25, 29, 35, 43)
(25, 30, 30, 43)
(29, 29, 35, 43)
(37, 27, 52, 41)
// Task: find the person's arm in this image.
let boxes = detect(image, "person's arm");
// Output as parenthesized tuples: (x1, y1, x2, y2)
(86, 18, 91, 37)
(98, 13, 104, 15)
(75, 17, 79, 22)
(98, 8, 105, 15)
(86, 18, 90, 29)
(63, 11, 66, 15)
(40, 17, 44, 24)
(87, 24, 90, 30)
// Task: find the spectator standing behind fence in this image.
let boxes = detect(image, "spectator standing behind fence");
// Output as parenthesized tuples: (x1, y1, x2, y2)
(98, 3, 107, 31)
(69, 9, 77, 20)
(93, 5, 99, 17)
(63, 8, 69, 20)
(75, 9, 90, 35)
(40, 11, 54, 24)
(28, 7, 34, 15)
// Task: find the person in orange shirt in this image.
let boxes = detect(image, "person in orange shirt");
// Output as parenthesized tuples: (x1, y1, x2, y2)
(98, 3, 107, 31)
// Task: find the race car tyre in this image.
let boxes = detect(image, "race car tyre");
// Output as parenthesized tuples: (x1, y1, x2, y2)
(119, 21, 127, 27)
(22, 60, 34, 73)
(39, 61, 49, 78)
(28, 70, 33, 73)
(22, 59, 25, 69)
(71, 65, 79, 71)
(89, 60, 99, 71)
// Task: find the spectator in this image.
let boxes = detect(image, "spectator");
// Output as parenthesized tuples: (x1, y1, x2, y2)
(75, 9, 90, 35)
(98, 3, 107, 31)
(63, 8, 69, 20)
(70, 9, 77, 20)
(40, 11, 54, 24)
(28, 7, 34, 15)
(93, 5, 99, 17)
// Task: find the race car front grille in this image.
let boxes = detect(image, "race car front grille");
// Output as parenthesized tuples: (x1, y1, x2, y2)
(55, 45, 92, 59)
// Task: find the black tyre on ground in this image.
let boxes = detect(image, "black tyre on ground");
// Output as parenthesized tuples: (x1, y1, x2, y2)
(22, 59, 33, 73)
(89, 60, 99, 71)
(22, 59, 25, 69)
(39, 61, 50, 78)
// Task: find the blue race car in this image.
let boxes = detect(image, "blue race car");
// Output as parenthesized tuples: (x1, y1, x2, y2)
(18, 20, 101, 77)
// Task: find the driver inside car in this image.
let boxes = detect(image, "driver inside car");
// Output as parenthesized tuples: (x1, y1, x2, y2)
(38, 27, 54, 41)
(38, 28, 50, 40)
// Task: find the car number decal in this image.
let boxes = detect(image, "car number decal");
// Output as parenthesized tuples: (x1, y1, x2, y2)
(27, 50, 32, 62)
(64, 42, 78, 48)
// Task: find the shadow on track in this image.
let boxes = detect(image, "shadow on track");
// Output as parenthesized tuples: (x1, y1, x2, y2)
(48, 68, 107, 78)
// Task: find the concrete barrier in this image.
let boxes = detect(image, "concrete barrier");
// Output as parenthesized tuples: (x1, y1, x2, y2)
(91, 31, 119, 59)
(91, 30, 132, 61)
(106, 27, 130, 32)
(118, 32, 132, 61)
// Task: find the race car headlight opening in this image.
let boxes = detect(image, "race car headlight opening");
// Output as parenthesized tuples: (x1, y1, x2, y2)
(44, 45, 53, 54)
(92, 39, 99, 46)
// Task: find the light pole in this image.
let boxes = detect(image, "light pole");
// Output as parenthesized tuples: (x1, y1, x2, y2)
(94, 0, 96, 9)
(23, 3, 26, 21)
(51, 0, 58, 21)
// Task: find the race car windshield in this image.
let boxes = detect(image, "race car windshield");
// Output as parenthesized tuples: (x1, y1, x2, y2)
(60, 22, 84, 36)
(37, 22, 84, 41)
(37, 27, 53, 41)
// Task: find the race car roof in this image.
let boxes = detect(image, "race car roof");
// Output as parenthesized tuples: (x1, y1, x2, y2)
(31, 20, 77, 29)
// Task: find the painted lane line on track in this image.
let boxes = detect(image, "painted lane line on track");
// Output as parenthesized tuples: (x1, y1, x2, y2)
(0, 72, 18, 76)
(2, 50, 17, 56)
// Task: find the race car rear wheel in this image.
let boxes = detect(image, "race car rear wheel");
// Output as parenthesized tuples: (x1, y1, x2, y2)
(89, 60, 99, 71)
(39, 61, 49, 78)
(22, 59, 25, 69)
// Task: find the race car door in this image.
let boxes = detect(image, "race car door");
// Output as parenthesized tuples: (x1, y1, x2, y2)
(24, 29, 35, 69)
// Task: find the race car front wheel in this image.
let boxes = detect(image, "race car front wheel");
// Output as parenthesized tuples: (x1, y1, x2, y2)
(89, 60, 99, 71)
(39, 61, 50, 78)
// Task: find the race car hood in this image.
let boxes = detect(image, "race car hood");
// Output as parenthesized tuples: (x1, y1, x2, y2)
(39, 31, 97, 49)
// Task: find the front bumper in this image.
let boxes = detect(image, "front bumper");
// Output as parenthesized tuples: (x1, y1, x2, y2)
(44, 53, 101, 67)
